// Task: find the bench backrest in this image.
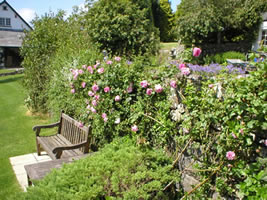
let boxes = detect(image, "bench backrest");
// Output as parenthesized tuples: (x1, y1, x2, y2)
(59, 113, 91, 153)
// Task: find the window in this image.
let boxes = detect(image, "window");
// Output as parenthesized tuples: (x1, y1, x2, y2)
(6, 18, 10, 26)
(262, 30, 267, 46)
(3, 6, 7, 11)
(0, 18, 11, 27)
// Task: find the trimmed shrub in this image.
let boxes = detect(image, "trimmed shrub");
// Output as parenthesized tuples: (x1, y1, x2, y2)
(18, 138, 179, 200)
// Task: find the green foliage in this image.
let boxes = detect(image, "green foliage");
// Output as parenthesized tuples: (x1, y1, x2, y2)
(153, 0, 175, 42)
(84, 0, 160, 56)
(18, 138, 179, 200)
(175, 0, 267, 45)
(21, 10, 94, 112)
(204, 51, 246, 64)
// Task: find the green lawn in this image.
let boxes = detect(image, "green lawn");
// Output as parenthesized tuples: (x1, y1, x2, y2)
(160, 42, 178, 51)
(0, 74, 50, 199)
(0, 69, 17, 74)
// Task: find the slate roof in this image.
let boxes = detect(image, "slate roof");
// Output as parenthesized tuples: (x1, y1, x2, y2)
(0, 30, 25, 47)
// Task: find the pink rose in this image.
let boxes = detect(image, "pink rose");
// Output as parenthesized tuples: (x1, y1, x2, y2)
(103, 117, 108, 122)
(193, 47, 202, 57)
(231, 132, 237, 139)
(92, 84, 99, 92)
(140, 80, 149, 88)
(79, 122, 84, 128)
(71, 89, 75, 94)
(87, 66, 93, 74)
(97, 67, 104, 74)
(94, 94, 100, 100)
(115, 95, 121, 102)
(146, 88, 153, 95)
(92, 100, 98, 107)
(90, 107, 96, 113)
(81, 82, 86, 88)
(264, 139, 267, 147)
(208, 84, 214, 89)
(78, 69, 84, 74)
(127, 83, 133, 93)
(155, 84, 163, 93)
(226, 151, 236, 160)
(101, 113, 107, 119)
(104, 87, 110, 93)
(82, 65, 87, 69)
(88, 91, 94, 97)
(131, 125, 138, 132)
(181, 67, 190, 76)
(170, 80, 177, 89)
(114, 56, 121, 62)
(106, 60, 112, 65)
(178, 63, 186, 69)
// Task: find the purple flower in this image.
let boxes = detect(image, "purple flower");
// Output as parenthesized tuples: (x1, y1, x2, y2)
(193, 47, 202, 57)
(115, 95, 121, 102)
(92, 100, 98, 107)
(101, 113, 107, 119)
(71, 89, 75, 94)
(131, 125, 138, 132)
(87, 66, 93, 74)
(94, 95, 100, 100)
(127, 60, 132, 65)
(78, 69, 84, 74)
(226, 151, 236, 160)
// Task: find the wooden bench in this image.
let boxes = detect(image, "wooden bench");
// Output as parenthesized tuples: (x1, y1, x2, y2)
(33, 112, 91, 160)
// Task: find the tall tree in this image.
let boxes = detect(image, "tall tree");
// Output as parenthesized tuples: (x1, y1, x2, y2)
(175, 0, 267, 45)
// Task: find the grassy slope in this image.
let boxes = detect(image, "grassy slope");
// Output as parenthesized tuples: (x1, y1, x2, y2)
(0, 74, 50, 199)
(160, 42, 178, 51)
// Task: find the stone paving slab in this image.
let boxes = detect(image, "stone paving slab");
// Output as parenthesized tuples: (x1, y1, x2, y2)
(9, 152, 51, 191)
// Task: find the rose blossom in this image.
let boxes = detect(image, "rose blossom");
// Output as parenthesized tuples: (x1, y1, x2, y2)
(101, 113, 107, 119)
(178, 63, 186, 69)
(231, 132, 237, 139)
(94, 94, 100, 100)
(106, 60, 112, 65)
(92, 84, 99, 92)
(78, 69, 84, 74)
(82, 65, 86, 69)
(104, 87, 110, 93)
(115, 118, 121, 124)
(170, 80, 177, 89)
(155, 84, 163, 93)
(115, 95, 121, 102)
(208, 84, 214, 89)
(87, 66, 93, 74)
(127, 83, 133, 93)
(90, 107, 96, 113)
(264, 139, 267, 147)
(103, 117, 108, 122)
(71, 89, 75, 94)
(114, 56, 121, 62)
(97, 67, 104, 74)
(193, 47, 202, 57)
(79, 122, 84, 128)
(92, 100, 98, 107)
(140, 80, 149, 88)
(146, 88, 153, 95)
(81, 82, 86, 88)
(226, 151, 236, 160)
(88, 91, 94, 97)
(131, 125, 138, 132)
(181, 67, 190, 76)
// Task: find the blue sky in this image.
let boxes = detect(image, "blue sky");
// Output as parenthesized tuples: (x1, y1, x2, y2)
(6, 0, 180, 24)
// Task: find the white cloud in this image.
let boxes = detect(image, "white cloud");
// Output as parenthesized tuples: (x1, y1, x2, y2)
(18, 8, 36, 24)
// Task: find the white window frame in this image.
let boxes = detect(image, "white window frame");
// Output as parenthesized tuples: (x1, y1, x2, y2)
(0, 17, 11, 27)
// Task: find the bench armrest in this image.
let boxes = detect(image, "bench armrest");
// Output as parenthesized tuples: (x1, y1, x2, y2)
(52, 141, 89, 159)
(33, 121, 60, 136)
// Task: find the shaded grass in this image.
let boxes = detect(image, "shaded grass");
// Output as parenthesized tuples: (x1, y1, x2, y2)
(0, 69, 18, 74)
(0, 74, 51, 199)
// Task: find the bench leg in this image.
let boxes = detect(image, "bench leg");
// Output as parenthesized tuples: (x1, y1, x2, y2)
(36, 139, 41, 156)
